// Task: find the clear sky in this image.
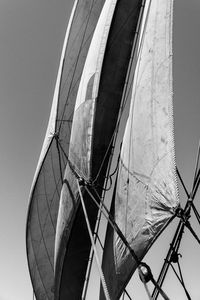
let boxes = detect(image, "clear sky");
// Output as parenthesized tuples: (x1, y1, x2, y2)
(0, 0, 200, 300)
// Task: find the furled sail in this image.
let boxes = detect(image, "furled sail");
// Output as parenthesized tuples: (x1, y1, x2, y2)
(25, 0, 106, 299)
(54, 0, 143, 299)
(101, 0, 179, 298)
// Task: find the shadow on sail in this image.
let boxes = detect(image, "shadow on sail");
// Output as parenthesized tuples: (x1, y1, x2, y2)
(101, 0, 179, 298)
(26, 1, 106, 299)
(54, 0, 143, 299)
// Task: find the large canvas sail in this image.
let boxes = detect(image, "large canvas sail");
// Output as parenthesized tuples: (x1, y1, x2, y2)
(54, 0, 143, 299)
(26, 0, 106, 299)
(101, 0, 179, 298)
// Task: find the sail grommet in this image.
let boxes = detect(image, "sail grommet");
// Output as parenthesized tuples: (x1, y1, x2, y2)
(138, 263, 152, 283)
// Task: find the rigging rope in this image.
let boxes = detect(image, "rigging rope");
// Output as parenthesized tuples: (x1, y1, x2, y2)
(54, 134, 81, 181)
(86, 185, 170, 300)
(55, 128, 171, 299)
(55, 136, 64, 183)
(77, 179, 111, 300)
(191, 202, 200, 225)
(82, 134, 119, 299)
(176, 167, 189, 198)
(124, 289, 132, 300)
(192, 139, 200, 190)
(184, 221, 200, 245)
(169, 261, 191, 300)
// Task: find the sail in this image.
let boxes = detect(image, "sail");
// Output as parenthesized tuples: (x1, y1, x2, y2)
(54, 0, 143, 299)
(26, 0, 107, 299)
(101, 0, 179, 298)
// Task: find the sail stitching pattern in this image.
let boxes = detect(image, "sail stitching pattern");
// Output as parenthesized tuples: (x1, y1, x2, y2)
(27, 138, 57, 299)
(58, 0, 101, 100)
(50, 145, 63, 200)
(29, 229, 51, 300)
(35, 171, 54, 272)
(58, 0, 96, 133)
(27, 1, 80, 297)
(30, 188, 53, 298)
(30, 149, 64, 295)
(42, 166, 56, 233)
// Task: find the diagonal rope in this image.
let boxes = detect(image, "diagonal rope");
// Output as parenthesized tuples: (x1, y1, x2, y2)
(77, 180, 111, 300)
(191, 202, 200, 225)
(82, 138, 118, 299)
(87, 185, 170, 300)
(169, 261, 191, 300)
(176, 167, 189, 198)
(124, 289, 132, 300)
(184, 221, 200, 245)
(88, 185, 140, 264)
(192, 139, 200, 190)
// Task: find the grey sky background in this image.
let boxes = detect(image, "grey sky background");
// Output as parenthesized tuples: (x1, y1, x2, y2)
(0, 0, 200, 299)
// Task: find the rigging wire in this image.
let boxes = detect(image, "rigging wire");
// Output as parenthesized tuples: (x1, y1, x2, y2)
(77, 179, 111, 300)
(82, 135, 120, 298)
(176, 167, 189, 198)
(88, 185, 139, 264)
(184, 221, 200, 245)
(169, 261, 191, 300)
(124, 289, 132, 300)
(86, 185, 170, 300)
(53, 10, 152, 298)
(151, 186, 200, 300)
(82, 175, 112, 299)
(192, 139, 200, 190)
(191, 167, 200, 200)
(49, 1, 194, 299)
(176, 261, 191, 300)
(191, 202, 200, 225)
(55, 135, 81, 180)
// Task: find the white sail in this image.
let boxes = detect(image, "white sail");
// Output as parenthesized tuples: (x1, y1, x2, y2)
(66, 0, 118, 180)
(101, 0, 179, 298)
(54, 0, 143, 299)
(26, 0, 107, 299)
